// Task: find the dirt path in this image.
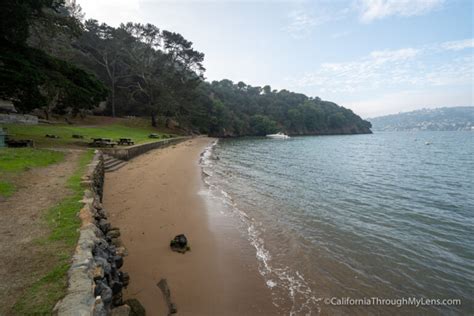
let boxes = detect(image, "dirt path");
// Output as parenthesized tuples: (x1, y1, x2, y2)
(0, 149, 81, 315)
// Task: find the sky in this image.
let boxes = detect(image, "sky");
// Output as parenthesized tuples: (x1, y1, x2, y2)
(77, 0, 473, 118)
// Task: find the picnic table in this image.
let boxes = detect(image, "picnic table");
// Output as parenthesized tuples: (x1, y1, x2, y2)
(89, 138, 117, 147)
(7, 139, 34, 148)
(149, 133, 160, 139)
(117, 138, 134, 146)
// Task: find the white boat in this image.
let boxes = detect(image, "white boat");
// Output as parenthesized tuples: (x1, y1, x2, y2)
(266, 132, 290, 139)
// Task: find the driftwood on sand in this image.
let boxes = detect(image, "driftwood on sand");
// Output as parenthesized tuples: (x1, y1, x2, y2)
(157, 278, 177, 315)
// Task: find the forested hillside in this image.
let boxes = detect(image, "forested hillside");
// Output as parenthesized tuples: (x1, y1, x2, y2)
(369, 107, 474, 131)
(192, 81, 371, 136)
(1, 0, 371, 137)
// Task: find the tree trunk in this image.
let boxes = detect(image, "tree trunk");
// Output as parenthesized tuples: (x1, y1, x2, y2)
(111, 83, 116, 117)
(151, 111, 157, 127)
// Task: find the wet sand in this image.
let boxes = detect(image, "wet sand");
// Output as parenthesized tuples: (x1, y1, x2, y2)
(103, 137, 278, 315)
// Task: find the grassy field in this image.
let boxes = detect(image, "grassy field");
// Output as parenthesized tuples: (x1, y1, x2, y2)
(0, 181, 15, 197)
(3, 123, 174, 147)
(12, 150, 94, 314)
(0, 148, 65, 197)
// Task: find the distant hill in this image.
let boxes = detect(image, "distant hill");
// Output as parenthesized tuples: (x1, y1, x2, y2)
(368, 107, 474, 131)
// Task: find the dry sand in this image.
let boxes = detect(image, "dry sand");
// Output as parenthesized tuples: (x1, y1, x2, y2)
(103, 137, 279, 315)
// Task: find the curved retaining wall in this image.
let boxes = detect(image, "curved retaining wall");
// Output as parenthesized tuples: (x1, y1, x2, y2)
(54, 153, 129, 315)
(104, 137, 190, 161)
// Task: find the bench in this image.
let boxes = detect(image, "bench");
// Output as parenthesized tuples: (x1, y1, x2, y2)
(6, 139, 34, 148)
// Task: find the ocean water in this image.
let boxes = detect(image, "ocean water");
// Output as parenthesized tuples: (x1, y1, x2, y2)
(200, 131, 474, 315)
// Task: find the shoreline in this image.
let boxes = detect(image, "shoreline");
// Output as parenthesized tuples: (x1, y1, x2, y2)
(103, 137, 278, 315)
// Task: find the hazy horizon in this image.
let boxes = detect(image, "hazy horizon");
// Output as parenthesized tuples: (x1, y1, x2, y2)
(77, 0, 473, 118)
(366, 105, 474, 119)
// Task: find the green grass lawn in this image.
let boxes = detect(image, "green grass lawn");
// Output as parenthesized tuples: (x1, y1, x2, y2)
(0, 148, 64, 172)
(12, 150, 94, 314)
(0, 148, 65, 198)
(0, 180, 15, 197)
(3, 123, 174, 147)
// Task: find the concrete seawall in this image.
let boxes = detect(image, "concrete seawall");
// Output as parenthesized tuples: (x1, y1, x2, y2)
(103, 137, 190, 161)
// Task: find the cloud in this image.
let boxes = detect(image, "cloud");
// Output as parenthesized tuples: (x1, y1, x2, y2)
(287, 40, 473, 94)
(77, 0, 141, 26)
(357, 0, 443, 22)
(285, 7, 349, 39)
(285, 10, 319, 38)
(441, 38, 474, 51)
(331, 30, 352, 39)
(293, 47, 422, 92)
(369, 48, 420, 63)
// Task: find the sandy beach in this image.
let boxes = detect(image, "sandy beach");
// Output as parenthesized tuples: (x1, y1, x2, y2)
(103, 137, 278, 315)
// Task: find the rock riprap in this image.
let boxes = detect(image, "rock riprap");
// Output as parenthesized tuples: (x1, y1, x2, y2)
(53, 153, 141, 315)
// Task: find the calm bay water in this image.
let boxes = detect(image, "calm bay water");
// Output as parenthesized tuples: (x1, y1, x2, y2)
(201, 132, 474, 315)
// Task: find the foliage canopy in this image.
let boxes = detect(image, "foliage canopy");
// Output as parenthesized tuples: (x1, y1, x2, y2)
(1, 0, 371, 136)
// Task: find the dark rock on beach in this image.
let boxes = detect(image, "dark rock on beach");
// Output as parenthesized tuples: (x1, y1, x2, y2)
(170, 234, 190, 253)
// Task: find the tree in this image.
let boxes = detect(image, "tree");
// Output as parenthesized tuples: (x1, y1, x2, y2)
(0, 0, 65, 45)
(119, 23, 205, 126)
(193, 79, 371, 137)
(1, 0, 371, 136)
(0, 0, 107, 115)
(263, 85, 272, 95)
(0, 44, 107, 114)
(250, 115, 278, 136)
(73, 20, 132, 117)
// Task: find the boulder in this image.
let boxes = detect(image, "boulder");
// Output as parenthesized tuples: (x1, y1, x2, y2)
(170, 234, 190, 253)
(116, 246, 128, 257)
(99, 219, 111, 233)
(112, 291, 123, 307)
(111, 237, 122, 247)
(110, 304, 131, 316)
(114, 255, 124, 269)
(93, 265, 104, 281)
(111, 280, 123, 295)
(119, 271, 130, 287)
(95, 281, 113, 307)
(107, 228, 121, 239)
(123, 299, 146, 316)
